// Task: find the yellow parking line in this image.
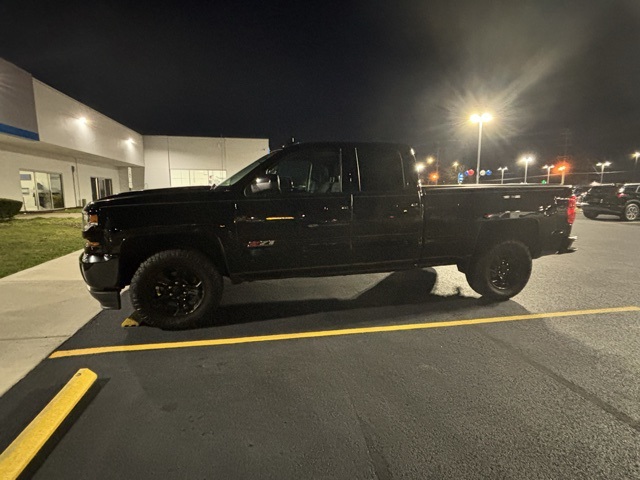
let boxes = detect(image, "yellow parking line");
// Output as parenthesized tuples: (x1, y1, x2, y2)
(0, 369, 97, 479)
(48, 306, 640, 359)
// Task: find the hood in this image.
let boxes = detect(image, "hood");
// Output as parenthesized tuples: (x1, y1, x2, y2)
(85, 186, 218, 210)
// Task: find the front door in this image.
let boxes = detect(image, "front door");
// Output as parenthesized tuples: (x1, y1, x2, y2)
(234, 146, 351, 274)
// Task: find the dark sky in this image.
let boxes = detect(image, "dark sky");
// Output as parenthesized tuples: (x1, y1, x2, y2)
(1, 0, 640, 172)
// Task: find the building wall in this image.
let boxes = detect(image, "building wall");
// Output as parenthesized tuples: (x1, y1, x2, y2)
(33, 80, 143, 167)
(0, 147, 122, 208)
(0, 58, 269, 206)
(0, 58, 39, 140)
(143, 136, 269, 189)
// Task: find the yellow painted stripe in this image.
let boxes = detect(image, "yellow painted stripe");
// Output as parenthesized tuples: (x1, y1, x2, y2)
(265, 216, 295, 221)
(0, 369, 97, 479)
(49, 306, 639, 359)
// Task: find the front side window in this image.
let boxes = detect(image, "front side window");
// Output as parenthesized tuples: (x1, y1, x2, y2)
(266, 149, 342, 194)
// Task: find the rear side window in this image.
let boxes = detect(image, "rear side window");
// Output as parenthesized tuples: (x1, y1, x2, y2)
(356, 146, 405, 192)
(622, 185, 640, 194)
(589, 186, 617, 195)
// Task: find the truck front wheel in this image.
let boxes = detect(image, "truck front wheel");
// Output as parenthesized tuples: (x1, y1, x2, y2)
(465, 240, 532, 301)
(130, 249, 223, 329)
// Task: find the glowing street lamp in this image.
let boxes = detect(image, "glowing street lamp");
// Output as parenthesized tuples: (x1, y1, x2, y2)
(596, 161, 611, 183)
(522, 156, 534, 183)
(633, 152, 640, 181)
(542, 164, 554, 184)
(497, 166, 508, 184)
(470, 113, 492, 184)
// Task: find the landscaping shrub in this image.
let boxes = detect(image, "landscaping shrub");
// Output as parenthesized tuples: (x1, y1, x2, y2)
(0, 198, 22, 220)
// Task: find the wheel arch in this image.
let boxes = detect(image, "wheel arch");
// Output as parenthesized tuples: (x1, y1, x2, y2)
(458, 218, 539, 273)
(118, 231, 230, 287)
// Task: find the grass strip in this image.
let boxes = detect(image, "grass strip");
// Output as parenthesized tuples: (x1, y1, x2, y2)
(0, 217, 84, 278)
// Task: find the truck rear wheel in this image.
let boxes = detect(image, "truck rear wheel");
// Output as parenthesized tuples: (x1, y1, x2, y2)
(466, 240, 532, 301)
(130, 249, 223, 330)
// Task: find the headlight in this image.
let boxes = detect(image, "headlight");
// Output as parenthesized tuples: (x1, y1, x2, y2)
(83, 212, 99, 231)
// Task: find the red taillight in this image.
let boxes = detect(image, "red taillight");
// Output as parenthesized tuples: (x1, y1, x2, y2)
(567, 195, 576, 225)
(617, 193, 627, 198)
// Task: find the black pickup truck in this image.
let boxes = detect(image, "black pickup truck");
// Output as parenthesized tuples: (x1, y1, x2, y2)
(80, 142, 576, 329)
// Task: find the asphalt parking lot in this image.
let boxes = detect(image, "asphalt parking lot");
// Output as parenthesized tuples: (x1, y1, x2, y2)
(1, 215, 639, 479)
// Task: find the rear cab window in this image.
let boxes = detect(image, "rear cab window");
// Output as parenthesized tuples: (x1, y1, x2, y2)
(355, 145, 417, 192)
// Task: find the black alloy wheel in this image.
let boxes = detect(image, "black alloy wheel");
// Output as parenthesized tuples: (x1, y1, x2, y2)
(466, 240, 532, 301)
(130, 249, 223, 329)
(150, 266, 204, 316)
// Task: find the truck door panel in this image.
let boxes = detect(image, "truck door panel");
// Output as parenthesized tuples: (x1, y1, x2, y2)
(350, 146, 422, 264)
(234, 197, 301, 272)
(234, 146, 350, 272)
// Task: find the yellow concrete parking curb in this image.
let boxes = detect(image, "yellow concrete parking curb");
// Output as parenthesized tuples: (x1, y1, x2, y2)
(0, 368, 97, 480)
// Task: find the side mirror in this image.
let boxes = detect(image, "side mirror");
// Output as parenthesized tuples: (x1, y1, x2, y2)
(250, 174, 280, 194)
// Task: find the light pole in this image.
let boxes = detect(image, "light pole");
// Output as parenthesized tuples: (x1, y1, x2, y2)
(633, 152, 639, 181)
(426, 156, 438, 185)
(596, 161, 611, 183)
(470, 113, 492, 184)
(522, 156, 534, 183)
(542, 164, 554, 184)
(497, 166, 508, 184)
(557, 165, 566, 185)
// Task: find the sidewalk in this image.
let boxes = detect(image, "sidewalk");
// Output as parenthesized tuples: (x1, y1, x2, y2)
(0, 250, 100, 396)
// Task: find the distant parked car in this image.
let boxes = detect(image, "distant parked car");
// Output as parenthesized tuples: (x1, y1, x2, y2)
(572, 185, 591, 206)
(581, 183, 640, 221)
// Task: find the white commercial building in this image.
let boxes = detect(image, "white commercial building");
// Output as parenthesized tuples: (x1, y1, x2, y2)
(0, 58, 269, 211)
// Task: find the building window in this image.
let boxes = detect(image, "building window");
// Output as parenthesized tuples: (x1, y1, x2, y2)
(170, 169, 227, 187)
(90, 177, 113, 201)
(19, 170, 64, 211)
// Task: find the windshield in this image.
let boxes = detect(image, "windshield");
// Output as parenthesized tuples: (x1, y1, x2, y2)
(214, 151, 278, 189)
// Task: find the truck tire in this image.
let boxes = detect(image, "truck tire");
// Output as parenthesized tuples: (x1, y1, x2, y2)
(130, 249, 223, 330)
(623, 203, 639, 221)
(465, 240, 532, 301)
(583, 210, 598, 219)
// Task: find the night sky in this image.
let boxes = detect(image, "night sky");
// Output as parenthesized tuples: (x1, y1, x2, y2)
(1, 0, 640, 174)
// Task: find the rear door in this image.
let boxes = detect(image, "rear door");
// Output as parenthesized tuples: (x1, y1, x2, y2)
(350, 145, 423, 266)
(585, 185, 618, 207)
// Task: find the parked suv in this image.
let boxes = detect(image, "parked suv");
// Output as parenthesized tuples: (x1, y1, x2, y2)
(582, 183, 640, 221)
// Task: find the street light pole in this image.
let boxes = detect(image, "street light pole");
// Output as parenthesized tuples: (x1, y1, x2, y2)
(557, 165, 566, 185)
(634, 152, 639, 182)
(542, 164, 554, 184)
(470, 113, 492, 184)
(522, 156, 534, 183)
(596, 161, 611, 183)
(497, 166, 507, 184)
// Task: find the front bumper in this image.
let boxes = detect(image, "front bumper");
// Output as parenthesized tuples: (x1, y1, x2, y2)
(79, 253, 122, 310)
